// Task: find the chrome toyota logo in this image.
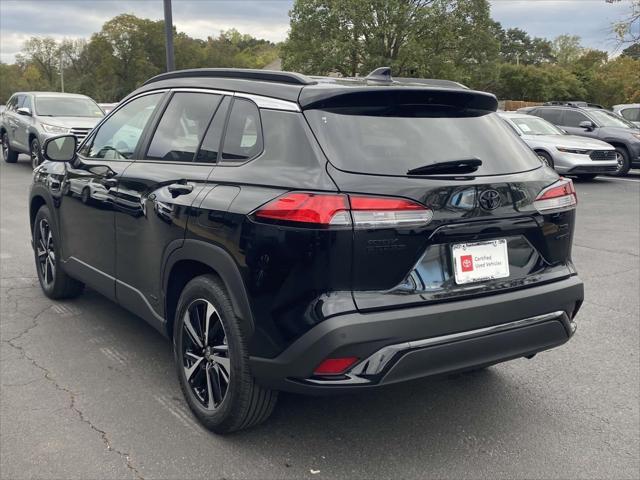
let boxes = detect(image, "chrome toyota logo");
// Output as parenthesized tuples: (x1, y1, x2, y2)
(479, 189, 501, 210)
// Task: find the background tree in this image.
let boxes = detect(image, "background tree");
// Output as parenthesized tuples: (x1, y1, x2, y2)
(552, 34, 584, 66)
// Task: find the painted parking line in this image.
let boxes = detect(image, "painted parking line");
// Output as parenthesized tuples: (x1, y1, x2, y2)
(603, 177, 640, 183)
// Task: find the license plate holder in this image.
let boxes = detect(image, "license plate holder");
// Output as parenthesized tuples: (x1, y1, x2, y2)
(452, 239, 510, 285)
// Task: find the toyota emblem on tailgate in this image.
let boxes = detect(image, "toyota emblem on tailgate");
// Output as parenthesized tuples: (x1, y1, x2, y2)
(479, 189, 501, 210)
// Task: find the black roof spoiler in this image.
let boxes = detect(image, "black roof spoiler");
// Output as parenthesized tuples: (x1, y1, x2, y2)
(299, 86, 498, 112)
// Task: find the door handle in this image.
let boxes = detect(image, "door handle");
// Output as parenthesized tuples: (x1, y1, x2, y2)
(167, 182, 194, 197)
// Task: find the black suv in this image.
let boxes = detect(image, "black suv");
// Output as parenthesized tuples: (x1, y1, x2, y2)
(30, 68, 584, 433)
(528, 104, 640, 175)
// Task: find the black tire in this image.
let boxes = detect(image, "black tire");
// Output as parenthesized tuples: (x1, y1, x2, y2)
(537, 151, 554, 170)
(2, 133, 18, 163)
(30, 137, 43, 169)
(33, 205, 84, 299)
(81, 187, 91, 204)
(174, 274, 278, 433)
(611, 147, 630, 176)
(576, 173, 598, 180)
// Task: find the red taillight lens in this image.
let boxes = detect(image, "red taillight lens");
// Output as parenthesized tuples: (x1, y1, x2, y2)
(534, 178, 577, 214)
(254, 192, 433, 228)
(254, 192, 350, 225)
(314, 357, 359, 375)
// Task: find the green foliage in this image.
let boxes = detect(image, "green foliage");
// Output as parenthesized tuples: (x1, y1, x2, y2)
(1, 7, 638, 108)
(1, 14, 279, 103)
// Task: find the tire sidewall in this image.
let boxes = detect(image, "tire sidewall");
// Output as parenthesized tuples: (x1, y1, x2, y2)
(173, 276, 246, 430)
(537, 151, 554, 170)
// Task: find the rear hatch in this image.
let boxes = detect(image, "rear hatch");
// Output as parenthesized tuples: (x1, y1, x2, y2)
(302, 87, 578, 311)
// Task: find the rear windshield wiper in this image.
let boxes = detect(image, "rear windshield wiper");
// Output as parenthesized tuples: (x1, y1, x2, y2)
(407, 158, 482, 176)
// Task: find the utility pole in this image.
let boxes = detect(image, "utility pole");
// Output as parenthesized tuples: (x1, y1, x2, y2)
(60, 51, 64, 93)
(163, 0, 175, 72)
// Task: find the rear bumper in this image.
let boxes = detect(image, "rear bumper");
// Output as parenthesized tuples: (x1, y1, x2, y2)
(250, 276, 583, 394)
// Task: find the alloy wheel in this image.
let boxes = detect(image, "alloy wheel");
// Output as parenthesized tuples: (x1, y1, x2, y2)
(614, 151, 624, 173)
(31, 140, 41, 169)
(36, 218, 55, 287)
(2, 136, 8, 160)
(182, 299, 231, 410)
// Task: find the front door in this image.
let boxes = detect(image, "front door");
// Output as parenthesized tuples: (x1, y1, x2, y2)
(58, 91, 166, 300)
(115, 90, 228, 324)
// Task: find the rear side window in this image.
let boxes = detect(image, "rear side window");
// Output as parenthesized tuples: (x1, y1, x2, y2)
(563, 110, 589, 127)
(147, 92, 221, 162)
(535, 108, 563, 125)
(621, 107, 640, 122)
(221, 98, 263, 162)
(305, 109, 541, 176)
(196, 97, 230, 163)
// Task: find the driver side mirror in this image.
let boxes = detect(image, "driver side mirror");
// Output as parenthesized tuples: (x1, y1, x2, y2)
(43, 135, 77, 162)
(579, 120, 595, 131)
(17, 107, 31, 116)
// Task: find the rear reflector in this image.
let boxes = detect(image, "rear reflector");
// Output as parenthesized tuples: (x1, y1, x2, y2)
(534, 178, 577, 214)
(314, 357, 359, 375)
(254, 192, 432, 228)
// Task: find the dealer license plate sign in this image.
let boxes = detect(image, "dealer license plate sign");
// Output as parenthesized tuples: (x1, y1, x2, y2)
(452, 239, 510, 285)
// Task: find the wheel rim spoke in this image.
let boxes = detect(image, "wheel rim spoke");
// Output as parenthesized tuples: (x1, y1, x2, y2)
(184, 356, 204, 382)
(183, 311, 203, 349)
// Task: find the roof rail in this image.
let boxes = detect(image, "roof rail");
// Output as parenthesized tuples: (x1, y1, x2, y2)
(142, 68, 316, 86)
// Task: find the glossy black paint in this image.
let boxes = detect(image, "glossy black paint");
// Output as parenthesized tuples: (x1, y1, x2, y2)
(29, 72, 584, 393)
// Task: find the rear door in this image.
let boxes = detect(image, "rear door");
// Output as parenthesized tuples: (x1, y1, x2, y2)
(115, 89, 227, 322)
(304, 102, 576, 311)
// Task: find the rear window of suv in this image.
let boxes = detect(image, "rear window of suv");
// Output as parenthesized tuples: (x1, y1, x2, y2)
(305, 108, 541, 176)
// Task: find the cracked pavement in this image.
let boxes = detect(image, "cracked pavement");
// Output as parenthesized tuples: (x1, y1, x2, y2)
(1, 156, 639, 480)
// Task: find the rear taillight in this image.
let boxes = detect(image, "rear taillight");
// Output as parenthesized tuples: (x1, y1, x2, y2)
(254, 192, 433, 228)
(534, 178, 577, 214)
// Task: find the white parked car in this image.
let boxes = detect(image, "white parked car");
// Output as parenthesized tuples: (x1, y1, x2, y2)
(499, 112, 619, 179)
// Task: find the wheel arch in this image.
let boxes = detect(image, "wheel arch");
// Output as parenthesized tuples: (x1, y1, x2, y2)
(29, 194, 48, 233)
(163, 240, 254, 339)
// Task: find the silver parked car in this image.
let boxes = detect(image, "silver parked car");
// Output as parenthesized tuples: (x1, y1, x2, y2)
(499, 112, 619, 179)
(612, 103, 640, 127)
(1, 91, 104, 168)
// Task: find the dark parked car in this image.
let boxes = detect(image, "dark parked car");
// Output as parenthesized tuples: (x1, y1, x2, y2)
(527, 104, 640, 175)
(29, 68, 584, 433)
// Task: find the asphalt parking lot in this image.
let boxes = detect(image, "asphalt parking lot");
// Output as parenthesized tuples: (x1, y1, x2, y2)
(1, 154, 639, 480)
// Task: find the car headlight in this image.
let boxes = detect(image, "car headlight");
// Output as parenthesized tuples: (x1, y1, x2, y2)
(41, 123, 70, 134)
(556, 147, 590, 154)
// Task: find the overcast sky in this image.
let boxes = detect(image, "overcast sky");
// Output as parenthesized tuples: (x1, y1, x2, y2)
(0, 0, 633, 64)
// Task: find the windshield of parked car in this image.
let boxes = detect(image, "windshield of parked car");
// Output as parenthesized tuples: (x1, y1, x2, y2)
(588, 109, 636, 129)
(35, 96, 104, 117)
(509, 116, 564, 135)
(305, 108, 541, 176)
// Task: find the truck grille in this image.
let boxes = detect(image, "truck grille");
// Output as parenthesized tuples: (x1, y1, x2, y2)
(69, 127, 92, 144)
(589, 150, 617, 161)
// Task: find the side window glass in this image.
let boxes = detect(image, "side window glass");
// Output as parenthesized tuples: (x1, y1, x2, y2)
(147, 92, 221, 162)
(537, 108, 562, 125)
(621, 108, 639, 122)
(15, 95, 25, 109)
(221, 98, 263, 162)
(80, 93, 162, 160)
(196, 97, 230, 163)
(563, 110, 589, 127)
(22, 96, 32, 111)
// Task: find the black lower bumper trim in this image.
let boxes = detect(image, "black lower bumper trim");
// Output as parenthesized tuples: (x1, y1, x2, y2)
(250, 276, 583, 394)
